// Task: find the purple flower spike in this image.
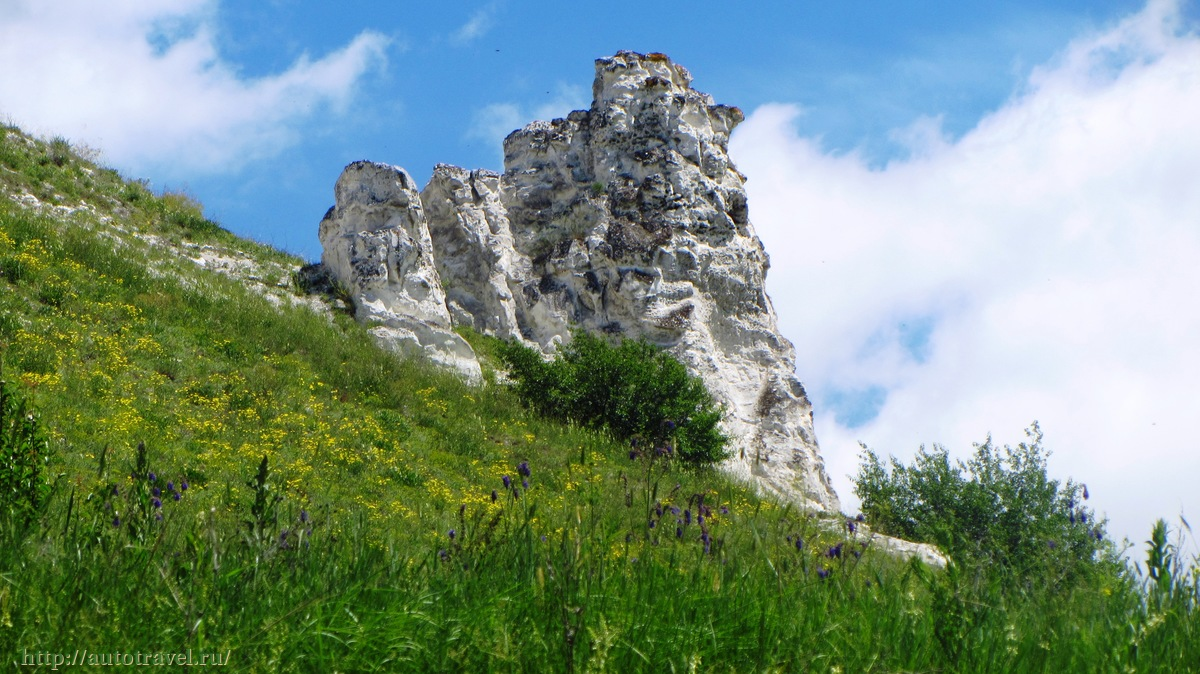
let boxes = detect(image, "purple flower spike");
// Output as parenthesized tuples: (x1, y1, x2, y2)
(152, 487, 161, 498)
(155, 512, 163, 521)
(795, 538, 804, 552)
(172, 491, 181, 501)
(167, 481, 175, 492)
(502, 475, 511, 489)
(1082, 484, 1089, 500)
(720, 506, 729, 515)
(855, 513, 865, 522)
(697, 515, 705, 526)
(152, 497, 162, 509)
(112, 485, 120, 496)
(449, 529, 456, 540)
(817, 567, 830, 580)
(517, 461, 531, 478)
(1080, 512, 1088, 524)
(649, 520, 657, 529)
(629, 450, 639, 461)
(148, 472, 156, 482)
(847, 520, 857, 534)
(522, 478, 529, 490)
(113, 516, 121, 528)
(180, 481, 188, 491)
(676, 527, 683, 539)
(684, 510, 691, 525)
(300, 510, 308, 523)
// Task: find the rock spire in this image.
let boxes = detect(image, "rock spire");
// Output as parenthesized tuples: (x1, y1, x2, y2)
(318, 50, 840, 511)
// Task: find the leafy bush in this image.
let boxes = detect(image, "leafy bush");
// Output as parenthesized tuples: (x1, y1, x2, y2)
(496, 330, 727, 463)
(119, 179, 153, 205)
(156, 190, 224, 238)
(853, 422, 1107, 576)
(0, 379, 52, 524)
(46, 136, 72, 167)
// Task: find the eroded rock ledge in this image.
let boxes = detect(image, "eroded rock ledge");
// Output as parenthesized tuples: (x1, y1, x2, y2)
(319, 50, 840, 512)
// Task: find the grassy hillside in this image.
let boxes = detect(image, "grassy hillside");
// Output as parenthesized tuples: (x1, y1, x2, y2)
(1, 124, 1197, 672)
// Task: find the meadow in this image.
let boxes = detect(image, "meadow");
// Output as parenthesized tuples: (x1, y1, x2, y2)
(1, 125, 1197, 672)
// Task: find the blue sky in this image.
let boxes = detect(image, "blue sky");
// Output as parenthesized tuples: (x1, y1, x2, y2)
(0, 0, 1161, 254)
(3, 0, 1199, 552)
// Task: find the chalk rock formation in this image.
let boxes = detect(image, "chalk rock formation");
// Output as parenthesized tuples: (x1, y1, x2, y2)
(420, 164, 536, 346)
(318, 161, 481, 380)
(321, 51, 839, 511)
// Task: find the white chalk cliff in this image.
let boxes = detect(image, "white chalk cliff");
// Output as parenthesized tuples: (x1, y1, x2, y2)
(318, 161, 482, 380)
(319, 51, 841, 512)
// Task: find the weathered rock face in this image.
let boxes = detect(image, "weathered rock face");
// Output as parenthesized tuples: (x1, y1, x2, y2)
(318, 161, 481, 380)
(320, 51, 840, 512)
(420, 164, 535, 347)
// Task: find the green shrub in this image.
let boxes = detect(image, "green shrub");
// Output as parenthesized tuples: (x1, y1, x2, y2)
(495, 330, 727, 463)
(120, 179, 152, 204)
(853, 422, 1107, 577)
(158, 190, 223, 238)
(0, 379, 52, 524)
(46, 136, 72, 167)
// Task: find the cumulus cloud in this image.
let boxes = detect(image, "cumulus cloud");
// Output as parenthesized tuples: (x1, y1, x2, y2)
(0, 0, 388, 175)
(730, 0, 1200, 549)
(466, 84, 589, 168)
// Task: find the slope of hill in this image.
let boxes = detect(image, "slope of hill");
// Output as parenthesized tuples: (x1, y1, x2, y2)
(2, 124, 1196, 672)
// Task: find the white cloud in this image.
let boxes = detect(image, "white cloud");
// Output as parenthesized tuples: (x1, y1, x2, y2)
(452, 2, 499, 45)
(466, 84, 589, 168)
(730, 0, 1200, 550)
(0, 0, 388, 176)
(466, 103, 525, 159)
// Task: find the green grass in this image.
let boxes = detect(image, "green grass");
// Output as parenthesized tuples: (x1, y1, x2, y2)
(1, 125, 1198, 672)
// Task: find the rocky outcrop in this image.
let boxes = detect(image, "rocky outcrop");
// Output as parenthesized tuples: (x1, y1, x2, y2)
(420, 164, 536, 347)
(318, 161, 481, 380)
(319, 51, 840, 512)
